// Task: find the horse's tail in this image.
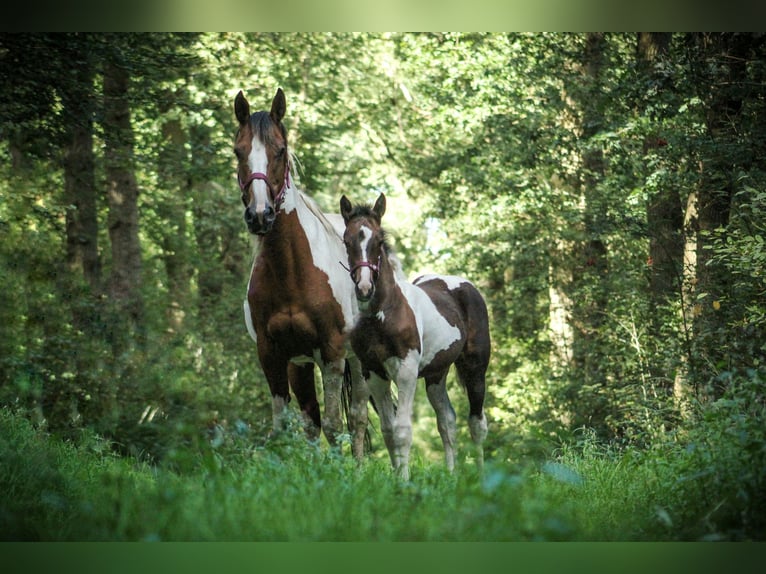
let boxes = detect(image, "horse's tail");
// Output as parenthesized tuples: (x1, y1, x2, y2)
(342, 360, 373, 453)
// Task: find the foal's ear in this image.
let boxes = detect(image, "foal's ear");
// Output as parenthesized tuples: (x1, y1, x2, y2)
(234, 91, 250, 126)
(271, 88, 286, 124)
(340, 195, 354, 224)
(373, 193, 386, 220)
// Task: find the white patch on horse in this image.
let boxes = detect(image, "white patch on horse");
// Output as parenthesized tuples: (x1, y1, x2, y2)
(383, 349, 419, 386)
(413, 274, 468, 291)
(400, 280, 462, 368)
(243, 299, 257, 343)
(290, 182, 358, 331)
(376, 310, 386, 323)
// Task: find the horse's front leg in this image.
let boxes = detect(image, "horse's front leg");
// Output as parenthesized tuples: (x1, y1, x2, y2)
(288, 361, 321, 440)
(259, 350, 291, 437)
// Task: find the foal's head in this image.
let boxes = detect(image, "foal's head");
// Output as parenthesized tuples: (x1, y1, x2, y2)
(340, 193, 388, 304)
(234, 88, 290, 235)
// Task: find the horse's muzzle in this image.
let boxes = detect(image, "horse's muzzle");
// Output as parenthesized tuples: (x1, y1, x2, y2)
(244, 205, 276, 235)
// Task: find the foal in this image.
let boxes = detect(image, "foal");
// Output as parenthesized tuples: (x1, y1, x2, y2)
(340, 193, 490, 479)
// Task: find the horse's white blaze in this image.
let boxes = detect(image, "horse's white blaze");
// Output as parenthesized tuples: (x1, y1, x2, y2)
(247, 135, 271, 214)
(400, 279, 462, 368)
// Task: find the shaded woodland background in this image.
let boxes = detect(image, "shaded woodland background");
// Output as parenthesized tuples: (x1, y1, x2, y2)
(1, 33, 764, 469)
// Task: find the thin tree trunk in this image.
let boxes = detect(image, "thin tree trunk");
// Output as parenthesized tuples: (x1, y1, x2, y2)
(157, 104, 191, 335)
(571, 32, 609, 389)
(103, 57, 144, 351)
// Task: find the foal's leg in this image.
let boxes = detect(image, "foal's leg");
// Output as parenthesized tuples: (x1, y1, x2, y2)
(390, 356, 419, 480)
(425, 371, 458, 472)
(368, 373, 396, 466)
(288, 362, 321, 440)
(455, 360, 488, 470)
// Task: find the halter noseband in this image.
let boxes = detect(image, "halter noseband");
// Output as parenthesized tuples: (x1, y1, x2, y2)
(341, 255, 382, 284)
(238, 159, 291, 211)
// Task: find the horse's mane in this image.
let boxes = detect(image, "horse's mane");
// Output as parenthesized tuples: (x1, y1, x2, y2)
(287, 152, 346, 241)
(347, 206, 407, 281)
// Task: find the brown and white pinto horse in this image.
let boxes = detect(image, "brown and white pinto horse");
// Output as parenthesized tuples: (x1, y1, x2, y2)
(234, 88, 368, 457)
(340, 193, 490, 480)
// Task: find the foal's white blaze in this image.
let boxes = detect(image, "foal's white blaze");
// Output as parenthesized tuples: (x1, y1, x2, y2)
(247, 135, 271, 215)
(356, 225, 375, 298)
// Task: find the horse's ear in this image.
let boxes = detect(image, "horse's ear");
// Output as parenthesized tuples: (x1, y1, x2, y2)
(271, 88, 286, 124)
(340, 195, 353, 224)
(373, 193, 386, 220)
(234, 91, 250, 126)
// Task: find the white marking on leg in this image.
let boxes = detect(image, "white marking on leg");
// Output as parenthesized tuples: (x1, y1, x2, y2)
(469, 413, 488, 469)
(385, 350, 419, 480)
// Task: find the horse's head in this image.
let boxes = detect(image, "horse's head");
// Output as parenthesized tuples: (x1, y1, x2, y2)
(234, 88, 290, 235)
(340, 193, 387, 304)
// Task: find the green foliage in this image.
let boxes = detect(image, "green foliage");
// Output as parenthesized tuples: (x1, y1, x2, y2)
(2, 400, 762, 541)
(1, 33, 765, 540)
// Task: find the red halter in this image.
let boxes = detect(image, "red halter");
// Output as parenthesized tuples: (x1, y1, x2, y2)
(238, 159, 291, 210)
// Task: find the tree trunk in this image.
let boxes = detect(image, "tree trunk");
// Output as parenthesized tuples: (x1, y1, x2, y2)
(61, 41, 101, 292)
(689, 33, 760, 397)
(103, 57, 144, 351)
(637, 33, 684, 308)
(157, 100, 191, 335)
(571, 33, 609, 389)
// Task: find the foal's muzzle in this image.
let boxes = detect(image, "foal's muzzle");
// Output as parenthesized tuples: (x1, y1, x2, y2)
(343, 256, 381, 304)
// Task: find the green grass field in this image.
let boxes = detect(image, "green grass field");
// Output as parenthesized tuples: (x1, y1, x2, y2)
(1, 396, 763, 541)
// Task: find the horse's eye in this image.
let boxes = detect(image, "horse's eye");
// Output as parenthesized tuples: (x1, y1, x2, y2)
(276, 146, 286, 159)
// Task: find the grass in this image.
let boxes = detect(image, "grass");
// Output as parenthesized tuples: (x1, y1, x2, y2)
(0, 401, 763, 541)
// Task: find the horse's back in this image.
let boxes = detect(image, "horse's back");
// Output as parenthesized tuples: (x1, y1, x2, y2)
(413, 274, 491, 363)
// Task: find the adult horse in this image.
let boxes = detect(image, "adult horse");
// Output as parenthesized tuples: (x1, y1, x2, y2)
(234, 88, 368, 457)
(340, 193, 490, 480)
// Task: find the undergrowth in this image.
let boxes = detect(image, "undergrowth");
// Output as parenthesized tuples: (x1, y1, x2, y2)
(1, 370, 763, 541)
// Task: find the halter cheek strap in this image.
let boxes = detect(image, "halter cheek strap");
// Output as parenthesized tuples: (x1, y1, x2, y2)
(238, 160, 291, 210)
